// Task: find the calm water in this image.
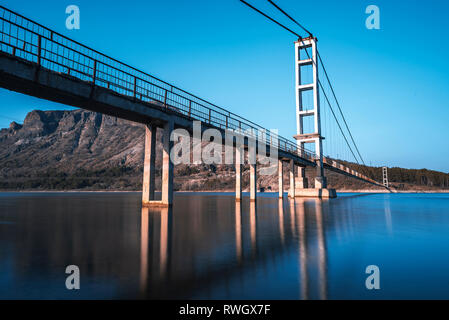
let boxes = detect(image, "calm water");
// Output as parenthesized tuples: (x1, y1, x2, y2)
(0, 192, 449, 300)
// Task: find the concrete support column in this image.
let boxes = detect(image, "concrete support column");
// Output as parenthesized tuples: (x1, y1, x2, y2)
(161, 120, 174, 206)
(315, 176, 328, 189)
(142, 125, 156, 204)
(315, 142, 327, 189)
(235, 146, 242, 202)
(296, 166, 308, 189)
(315, 139, 327, 189)
(289, 160, 295, 198)
(250, 160, 257, 202)
(278, 159, 284, 199)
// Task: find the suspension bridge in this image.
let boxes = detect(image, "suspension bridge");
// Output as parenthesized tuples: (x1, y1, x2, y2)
(0, 3, 385, 207)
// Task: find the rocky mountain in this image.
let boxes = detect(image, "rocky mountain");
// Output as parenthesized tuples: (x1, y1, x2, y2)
(0, 109, 277, 191)
(1, 109, 446, 192)
(1, 110, 144, 172)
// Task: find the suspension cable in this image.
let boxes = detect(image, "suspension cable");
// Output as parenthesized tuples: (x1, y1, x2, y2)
(239, 0, 363, 164)
(266, 0, 313, 37)
(239, 0, 303, 39)
(317, 51, 366, 165)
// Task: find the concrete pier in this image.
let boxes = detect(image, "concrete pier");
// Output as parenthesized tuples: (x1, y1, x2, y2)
(235, 146, 242, 202)
(289, 160, 295, 198)
(278, 159, 284, 199)
(296, 166, 308, 189)
(142, 125, 156, 204)
(315, 176, 327, 189)
(295, 188, 337, 198)
(161, 120, 174, 206)
(294, 163, 336, 199)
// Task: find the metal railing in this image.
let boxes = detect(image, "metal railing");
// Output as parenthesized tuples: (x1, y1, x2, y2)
(0, 5, 316, 161)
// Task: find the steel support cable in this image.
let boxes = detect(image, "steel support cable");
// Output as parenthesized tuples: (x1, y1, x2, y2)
(326, 86, 331, 157)
(239, 0, 360, 163)
(319, 80, 359, 163)
(265, 0, 365, 165)
(317, 51, 366, 165)
(239, 0, 315, 158)
(266, 0, 313, 37)
(239, 0, 303, 39)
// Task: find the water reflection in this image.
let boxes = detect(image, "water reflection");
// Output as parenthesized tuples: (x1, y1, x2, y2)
(140, 207, 149, 293)
(289, 198, 328, 300)
(289, 199, 296, 238)
(235, 201, 242, 263)
(140, 206, 171, 296)
(278, 199, 285, 245)
(384, 196, 393, 235)
(250, 201, 257, 254)
(296, 198, 308, 300)
(159, 207, 169, 277)
(315, 200, 328, 300)
(137, 195, 329, 300)
(2, 192, 448, 299)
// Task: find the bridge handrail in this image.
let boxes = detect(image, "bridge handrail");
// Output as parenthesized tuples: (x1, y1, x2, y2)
(0, 5, 316, 161)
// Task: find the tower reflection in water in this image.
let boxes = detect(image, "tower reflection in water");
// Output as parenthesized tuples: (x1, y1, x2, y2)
(282, 198, 328, 300)
(139, 195, 328, 300)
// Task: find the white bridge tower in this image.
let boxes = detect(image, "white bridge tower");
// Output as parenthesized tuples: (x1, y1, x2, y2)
(293, 36, 327, 189)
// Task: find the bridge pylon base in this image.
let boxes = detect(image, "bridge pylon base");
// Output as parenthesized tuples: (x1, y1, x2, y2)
(295, 188, 337, 199)
(295, 177, 308, 189)
(142, 200, 172, 208)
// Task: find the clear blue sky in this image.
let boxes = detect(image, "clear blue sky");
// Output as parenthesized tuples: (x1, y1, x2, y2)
(0, 0, 448, 172)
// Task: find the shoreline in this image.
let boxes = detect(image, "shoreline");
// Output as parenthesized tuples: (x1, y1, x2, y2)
(1, 189, 448, 194)
(337, 189, 449, 194)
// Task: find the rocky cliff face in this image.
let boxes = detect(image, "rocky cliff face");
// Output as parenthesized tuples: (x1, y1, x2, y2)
(0, 109, 145, 174)
(0, 109, 382, 191)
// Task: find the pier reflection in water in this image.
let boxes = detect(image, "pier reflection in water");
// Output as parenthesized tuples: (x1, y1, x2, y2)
(139, 194, 329, 300)
(2, 192, 449, 299)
